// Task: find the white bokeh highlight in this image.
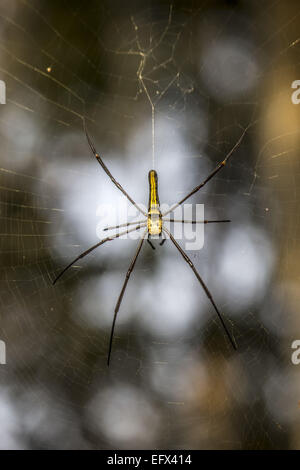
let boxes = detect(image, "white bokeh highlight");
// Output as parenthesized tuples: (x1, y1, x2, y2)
(216, 225, 274, 314)
(86, 384, 160, 447)
(199, 38, 259, 101)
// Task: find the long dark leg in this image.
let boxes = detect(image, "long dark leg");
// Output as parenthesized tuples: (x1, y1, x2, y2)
(52, 224, 146, 285)
(162, 124, 252, 217)
(107, 230, 146, 366)
(147, 235, 155, 250)
(163, 228, 237, 351)
(163, 219, 231, 224)
(104, 220, 146, 231)
(159, 232, 166, 246)
(83, 119, 146, 216)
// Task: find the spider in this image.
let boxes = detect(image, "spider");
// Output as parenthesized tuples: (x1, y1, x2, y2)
(53, 120, 248, 365)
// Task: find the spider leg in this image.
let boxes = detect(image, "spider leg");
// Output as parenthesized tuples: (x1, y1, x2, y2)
(104, 219, 147, 231)
(159, 232, 166, 246)
(162, 124, 252, 217)
(83, 119, 146, 216)
(163, 219, 231, 224)
(163, 227, 237, 351)
(52, 224, 146, 285)
(147, 235, 156, 250)
(107, 229, 146, 366)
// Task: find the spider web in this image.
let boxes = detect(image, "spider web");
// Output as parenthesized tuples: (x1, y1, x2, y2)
(0, 0, 300, 450)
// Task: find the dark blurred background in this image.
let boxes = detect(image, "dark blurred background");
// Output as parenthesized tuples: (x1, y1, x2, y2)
(0, 0, 300, 449)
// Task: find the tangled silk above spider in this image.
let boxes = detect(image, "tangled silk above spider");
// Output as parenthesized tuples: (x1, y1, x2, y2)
(53, 120, 249, 365)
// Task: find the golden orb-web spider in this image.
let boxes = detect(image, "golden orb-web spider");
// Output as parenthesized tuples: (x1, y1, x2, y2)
(53, 120, 248, 365)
